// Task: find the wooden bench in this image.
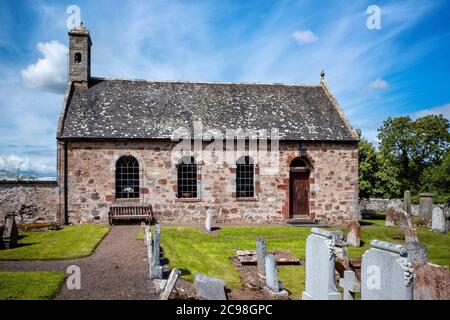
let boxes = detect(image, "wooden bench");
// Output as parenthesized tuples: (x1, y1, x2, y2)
(108, 204, 154, 225)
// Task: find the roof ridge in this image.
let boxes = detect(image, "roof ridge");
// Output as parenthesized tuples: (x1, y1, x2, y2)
(90, 76, 321, 88)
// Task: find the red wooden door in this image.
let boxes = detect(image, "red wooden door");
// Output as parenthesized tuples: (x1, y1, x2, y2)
(290, 172, 310, 217)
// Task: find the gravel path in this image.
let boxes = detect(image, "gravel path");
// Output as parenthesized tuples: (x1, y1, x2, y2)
(0, 225, 157, 300)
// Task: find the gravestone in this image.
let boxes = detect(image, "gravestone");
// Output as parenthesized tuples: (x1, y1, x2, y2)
(264, 254, 288, 296)
(404, 227, 419, 243)
(3, 214, 18, 249)
(150, 224, 163, 279)
(256, 238, 266, 276)
(194, 273, 227, 300)
(432, 207, 446, 233)
(405, 242, 428, 264)
(419, 193, 433, 220)
(301, 228, 343, 300)
(403, 190, 412, 216)
(205, 210, 213, 232)
(385, 207, 411, 229)
(0, 224, 5, 249)
(144, 225, 150, 247)
(339, 270, 360, 300)
(160, 268, 181, 300)
(346, 221, 361, 247)
(147, 230, 153, 264)
(361, 240, 414, 300)
(413, 262, 450, 300)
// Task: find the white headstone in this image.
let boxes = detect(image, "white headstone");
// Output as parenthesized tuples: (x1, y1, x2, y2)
(432, 207, 446, 233)
(301, 228, 343, 300)
(160, 268, 181, 300)
(256, 238, 266, 276)
(339, 270, 360, 300)
(265, 254, 280, 292)
(194, 274, 227, 300)
(150, 224, 163, 279)
(205, 210, 213, 232)
(361, 240, 414, 300)
(144, 225, 150, 247)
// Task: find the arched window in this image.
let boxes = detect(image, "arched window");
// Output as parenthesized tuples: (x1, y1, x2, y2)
(236, 156, 254, 198)
(115, 156, 140, 199)
(74, 52, 82, 63)
(177, 156, 197, 198)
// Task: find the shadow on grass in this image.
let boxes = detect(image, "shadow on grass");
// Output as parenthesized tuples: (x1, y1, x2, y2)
(359, 221, 374, 226)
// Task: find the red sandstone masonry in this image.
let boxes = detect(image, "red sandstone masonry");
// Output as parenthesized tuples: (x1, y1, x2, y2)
(61, 140, 358, 225)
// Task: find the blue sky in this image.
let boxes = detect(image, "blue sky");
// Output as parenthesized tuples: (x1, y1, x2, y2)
(0, 0, 449, 178)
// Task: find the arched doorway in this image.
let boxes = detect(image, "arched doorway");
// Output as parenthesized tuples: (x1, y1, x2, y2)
(289, 157, 310, 218)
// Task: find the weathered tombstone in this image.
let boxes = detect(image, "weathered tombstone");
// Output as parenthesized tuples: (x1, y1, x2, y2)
(256, 238, 266, 277)
(346, 221, 361, 247)
(147, 230, 153, 264)
(264, 254, 288, 296)
(403, 190, 412, 216)
(432, 207, 446, 233)
(160, 268, 181, 300)
(385, 207, 411, 229)
(3, 213, 18, 249)
(339, 270, 361, 300)
(144, 225, 150, 247)
(150, 224, 163, 279)
(413, 262, 450, 300)
(301, 228, 343, 300)
(404, 227, 419, 243)
(405, 242, 428, 264)
(361, 240, 414, 300)
(205, 210, 213, 232)
(0, 224, 5, 249)
(419, 193, 433, 220)
(194, 273, 227, 300)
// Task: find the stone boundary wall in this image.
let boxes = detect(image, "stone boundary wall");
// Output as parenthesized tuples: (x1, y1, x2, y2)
(359, 198, 447, 215)
(0, 180, 59, 224)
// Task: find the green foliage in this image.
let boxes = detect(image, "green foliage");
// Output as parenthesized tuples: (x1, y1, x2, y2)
(0, 271, 65, 300)
(0, 224, 109, 260)
(359, 114, 449, 198)
(358, 130, 400, 198)
(377, 115, 450, 194)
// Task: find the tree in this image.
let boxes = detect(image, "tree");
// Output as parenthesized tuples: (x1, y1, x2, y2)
(420, 149, 450, 196)
(358, 130, 400, 198)
(377, 115, 450, 194)
(358, 131, 378, 198)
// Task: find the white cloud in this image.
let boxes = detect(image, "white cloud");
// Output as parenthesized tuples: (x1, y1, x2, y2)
(21, 41, 67, 93)
(410, 103, 450, 120)
(0, 154, 55, 176)
(370, 79, 389, 90)
(292, 30, 318, 45)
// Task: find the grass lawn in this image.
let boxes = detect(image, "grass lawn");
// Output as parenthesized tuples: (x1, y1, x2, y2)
(0, 224, 109, 260)
(0, 271, 65, 300)
(138, 218, 448, 299)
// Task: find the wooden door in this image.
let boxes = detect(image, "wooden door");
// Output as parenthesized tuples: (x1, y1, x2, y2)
(290, 171, 310, 217)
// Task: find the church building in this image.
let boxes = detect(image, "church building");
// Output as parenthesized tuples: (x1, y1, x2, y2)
(56, 24, 359, 225)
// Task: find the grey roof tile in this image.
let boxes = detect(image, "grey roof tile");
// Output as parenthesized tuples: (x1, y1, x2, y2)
(60, 78, 357, 141)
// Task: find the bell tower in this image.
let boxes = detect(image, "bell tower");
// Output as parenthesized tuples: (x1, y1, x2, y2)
(68, 22, 91, 88)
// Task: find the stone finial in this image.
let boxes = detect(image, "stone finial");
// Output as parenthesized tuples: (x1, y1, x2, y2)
(320, 69, 325, 80)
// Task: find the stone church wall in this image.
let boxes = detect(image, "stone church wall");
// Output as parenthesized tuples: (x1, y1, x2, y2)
(0, 181, 59, 224)
(63, 140, 358, 225)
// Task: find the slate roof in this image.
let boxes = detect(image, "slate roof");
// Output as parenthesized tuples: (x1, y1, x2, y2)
(58, 77, 357, 141)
